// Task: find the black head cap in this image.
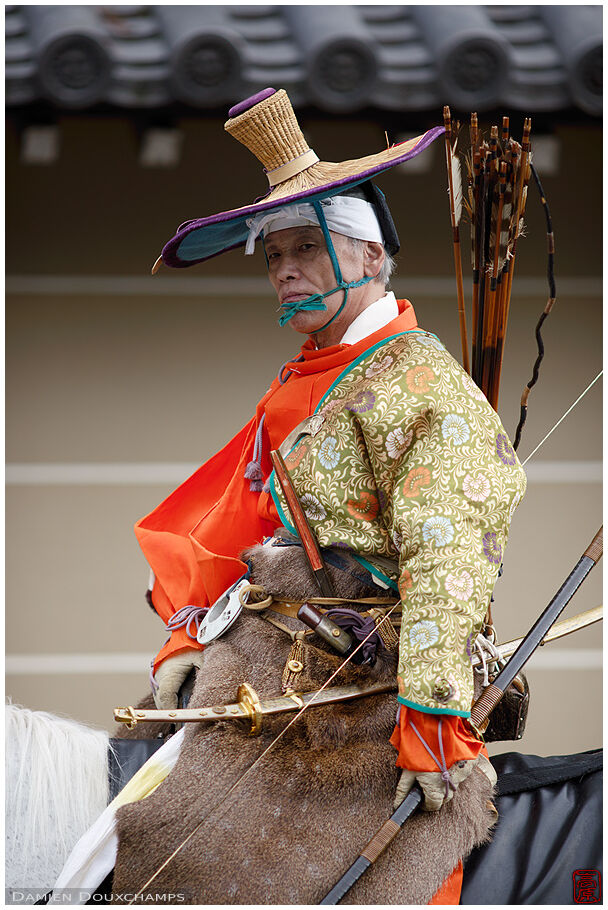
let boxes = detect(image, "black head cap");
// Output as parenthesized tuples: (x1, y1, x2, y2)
(339, 181, 400, 256)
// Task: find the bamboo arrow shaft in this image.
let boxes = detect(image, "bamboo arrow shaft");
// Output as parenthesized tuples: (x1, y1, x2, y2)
(443, 106, 470, 375)
(496, 604, 602, 658)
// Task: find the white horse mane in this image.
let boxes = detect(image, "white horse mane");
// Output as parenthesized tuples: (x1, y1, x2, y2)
(5, 700, 110, 894)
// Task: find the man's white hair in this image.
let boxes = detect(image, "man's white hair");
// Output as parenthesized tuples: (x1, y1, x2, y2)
(349, 237, 397, 289)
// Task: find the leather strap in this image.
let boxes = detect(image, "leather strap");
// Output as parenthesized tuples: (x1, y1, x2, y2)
(242, 595, 399, 621)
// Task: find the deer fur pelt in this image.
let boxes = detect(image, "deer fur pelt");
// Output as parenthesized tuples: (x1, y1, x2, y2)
(112, 540, 497, 904)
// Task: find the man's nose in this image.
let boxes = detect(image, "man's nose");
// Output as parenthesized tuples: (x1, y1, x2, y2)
(275, 252, 300, 281)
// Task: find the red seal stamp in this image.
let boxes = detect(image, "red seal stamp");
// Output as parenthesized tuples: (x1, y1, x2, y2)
(573, 869, 601, 903)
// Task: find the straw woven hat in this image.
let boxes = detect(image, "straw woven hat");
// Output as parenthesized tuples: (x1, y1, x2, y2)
(155, 87, 444, 271)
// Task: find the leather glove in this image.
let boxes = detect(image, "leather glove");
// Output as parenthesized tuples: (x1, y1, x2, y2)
(394, 752, 497, 812)
(152, 648, 205, 710)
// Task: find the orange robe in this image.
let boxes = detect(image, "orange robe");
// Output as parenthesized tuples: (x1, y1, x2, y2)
(135, 298, 478, 903)
(136, 300, 419, 670)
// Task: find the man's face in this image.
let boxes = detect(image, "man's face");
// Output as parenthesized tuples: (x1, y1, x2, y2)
(264, 225, 371, 336)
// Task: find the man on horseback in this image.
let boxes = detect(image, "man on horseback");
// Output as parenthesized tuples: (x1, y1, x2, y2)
(136, 88, 526, 903)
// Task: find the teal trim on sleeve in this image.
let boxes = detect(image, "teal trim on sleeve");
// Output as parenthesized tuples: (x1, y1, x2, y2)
(314, 330, 438, 414)
(350, 554, 399, 592)
(397, 695, 471, 718)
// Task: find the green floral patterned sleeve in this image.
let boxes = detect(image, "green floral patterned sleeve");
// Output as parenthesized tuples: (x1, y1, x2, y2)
(271, 331, 527, 717)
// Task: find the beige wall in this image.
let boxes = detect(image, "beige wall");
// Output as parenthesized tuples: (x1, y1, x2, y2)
(6, 113, 602, 757)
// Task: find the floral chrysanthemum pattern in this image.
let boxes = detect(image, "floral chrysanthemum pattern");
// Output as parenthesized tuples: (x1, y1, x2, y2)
(422, 515, 455, 546)
(482, 531, 502, 565)
(365, 355, 394, 378)
(416, 333, 444, 350)
(442, 413, 470, 445)
(463, 472, 491, 502)
(318, 436, 340, 469)
(399, 568, 413, 599)
(409, 620, 440, 650)
(496, 433, 516, 466)
(345, 390, 375, 413)
(403, 465, 431, 498)
(445, 570, 474, 600)
(406, 364, 435, 394)
(320, 399, 343, 419)
(386, 427, 413, 459)
(347, 491, 379, 522)
(300, 493, 326, 522)
(273, 330, 527, 713)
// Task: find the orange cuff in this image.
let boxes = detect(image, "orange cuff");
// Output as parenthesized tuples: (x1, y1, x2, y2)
(389, 705, 483, 771)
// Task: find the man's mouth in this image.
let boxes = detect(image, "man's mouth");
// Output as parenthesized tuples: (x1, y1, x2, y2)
(281, 292, 312, 305)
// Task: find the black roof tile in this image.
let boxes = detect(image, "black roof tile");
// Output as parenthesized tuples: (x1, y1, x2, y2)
(5, 4, 602, 116)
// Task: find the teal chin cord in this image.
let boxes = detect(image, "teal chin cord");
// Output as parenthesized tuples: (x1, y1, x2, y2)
(274, 200, 375, 331)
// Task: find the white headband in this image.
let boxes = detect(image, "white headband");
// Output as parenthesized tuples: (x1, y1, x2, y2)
(244, 195, 383, 255)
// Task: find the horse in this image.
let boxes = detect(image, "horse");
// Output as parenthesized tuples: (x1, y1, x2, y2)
(5, 701, 110, 899)
(7, 538, 602, 904)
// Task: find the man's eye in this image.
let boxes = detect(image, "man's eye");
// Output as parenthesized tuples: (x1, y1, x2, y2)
(299, 243, 315, 252)
(267, 251, 280, 260)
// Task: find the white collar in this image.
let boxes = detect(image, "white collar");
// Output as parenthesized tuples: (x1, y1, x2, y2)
(340, 292, 399, 345)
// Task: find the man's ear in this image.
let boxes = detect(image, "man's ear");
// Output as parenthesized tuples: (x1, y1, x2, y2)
(364, 241, 385, 279)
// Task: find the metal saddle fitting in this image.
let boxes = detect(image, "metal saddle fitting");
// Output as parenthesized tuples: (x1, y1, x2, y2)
(472, 625, 530, 742)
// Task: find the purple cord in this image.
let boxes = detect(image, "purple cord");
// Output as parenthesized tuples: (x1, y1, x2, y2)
(165, 605, 209, 640)
(244, 353, 305, 491)
(325, 608, 383, 664)
(149, 659, 159, 693)
(278, 353, 304, 385)
(408, 718, 455, 798)
(244, 414, 266, 491)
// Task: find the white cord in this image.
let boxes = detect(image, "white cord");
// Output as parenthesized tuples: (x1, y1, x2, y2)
(522, 371, 602, 467)
(473, 633, 502, 687)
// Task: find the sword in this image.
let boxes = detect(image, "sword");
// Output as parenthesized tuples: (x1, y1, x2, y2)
(320, 526, 603, 905)
(114, 681, 396, 734)
(114, 603, 601, 731)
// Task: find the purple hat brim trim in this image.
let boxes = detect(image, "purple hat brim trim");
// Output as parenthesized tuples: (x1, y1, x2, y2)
(161, 126, 445, 269)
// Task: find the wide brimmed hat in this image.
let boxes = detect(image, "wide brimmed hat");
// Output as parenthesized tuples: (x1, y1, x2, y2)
(154, 87, 444, 271)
